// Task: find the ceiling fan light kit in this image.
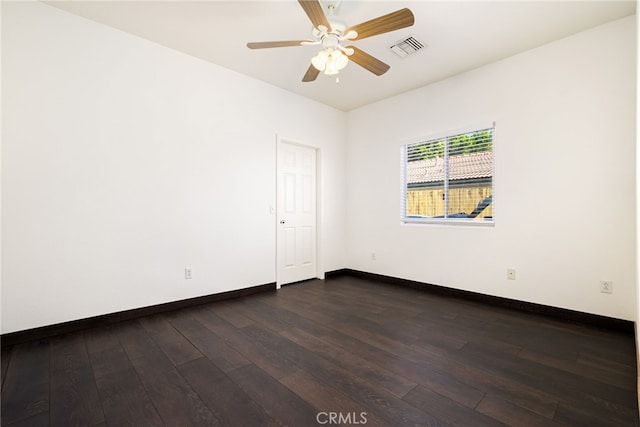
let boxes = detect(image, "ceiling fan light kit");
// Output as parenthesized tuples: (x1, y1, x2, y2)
(311, 49, 348, 75)
(247, 0, 414, 82)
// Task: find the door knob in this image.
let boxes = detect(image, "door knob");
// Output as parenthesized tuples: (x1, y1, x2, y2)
(280, 220, 285, 224)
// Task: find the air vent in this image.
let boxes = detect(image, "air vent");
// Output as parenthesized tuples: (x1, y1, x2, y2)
(390, 36, 425, 58)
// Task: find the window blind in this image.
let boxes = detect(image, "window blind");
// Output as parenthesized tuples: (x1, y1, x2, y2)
(401, 125, 494, 225)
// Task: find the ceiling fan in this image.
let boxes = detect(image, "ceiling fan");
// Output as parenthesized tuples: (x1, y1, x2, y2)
(247, 0, 415, 82)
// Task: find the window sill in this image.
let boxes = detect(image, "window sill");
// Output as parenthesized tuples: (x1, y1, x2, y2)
(401, 218, 495, 227)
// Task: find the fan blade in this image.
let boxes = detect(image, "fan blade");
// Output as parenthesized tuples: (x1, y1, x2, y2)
(298, 0, 331, 31)
(345, 8, 414, 41)
(302, 64, 320, 82)
(247, 40, 310, 49)
(347, 46, 390, 76)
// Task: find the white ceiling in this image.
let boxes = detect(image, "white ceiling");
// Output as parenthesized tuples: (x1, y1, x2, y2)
(45, 0, 636, 111)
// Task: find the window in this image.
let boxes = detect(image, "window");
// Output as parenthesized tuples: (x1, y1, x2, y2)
(401, 124, 494, 225)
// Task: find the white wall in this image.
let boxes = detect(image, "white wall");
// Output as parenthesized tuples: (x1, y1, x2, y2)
(635, 11, 640, 408)
(2, 2, 636, 334)
(1, 2, 346, 333)
(346, 16, 636, 320)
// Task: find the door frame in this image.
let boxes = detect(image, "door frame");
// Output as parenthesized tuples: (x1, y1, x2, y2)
(275, 135, 322, 289)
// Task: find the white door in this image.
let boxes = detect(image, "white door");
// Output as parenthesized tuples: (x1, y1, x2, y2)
(277, 141, 317, 287)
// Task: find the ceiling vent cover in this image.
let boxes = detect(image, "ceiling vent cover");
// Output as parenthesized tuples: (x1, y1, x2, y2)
(390, 36, 425, 58)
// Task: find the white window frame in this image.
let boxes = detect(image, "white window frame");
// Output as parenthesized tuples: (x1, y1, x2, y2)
(401, 122, 495, 226)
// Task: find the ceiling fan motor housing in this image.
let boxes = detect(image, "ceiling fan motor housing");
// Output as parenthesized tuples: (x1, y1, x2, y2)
(321, 34, 339, 50)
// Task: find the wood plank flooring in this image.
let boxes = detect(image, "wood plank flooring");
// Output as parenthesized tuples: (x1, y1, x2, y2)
(1, 276, 638, 426)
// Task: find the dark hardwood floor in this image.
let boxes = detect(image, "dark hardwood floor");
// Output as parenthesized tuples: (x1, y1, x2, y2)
(1, 276, 638, 426)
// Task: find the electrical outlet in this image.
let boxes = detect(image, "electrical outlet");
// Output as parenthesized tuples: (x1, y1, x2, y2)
(600, 280, 612, 294)
(185, 268, 193, 280)
(507, 269, 516, 280)
(371, 252, 376, 261)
